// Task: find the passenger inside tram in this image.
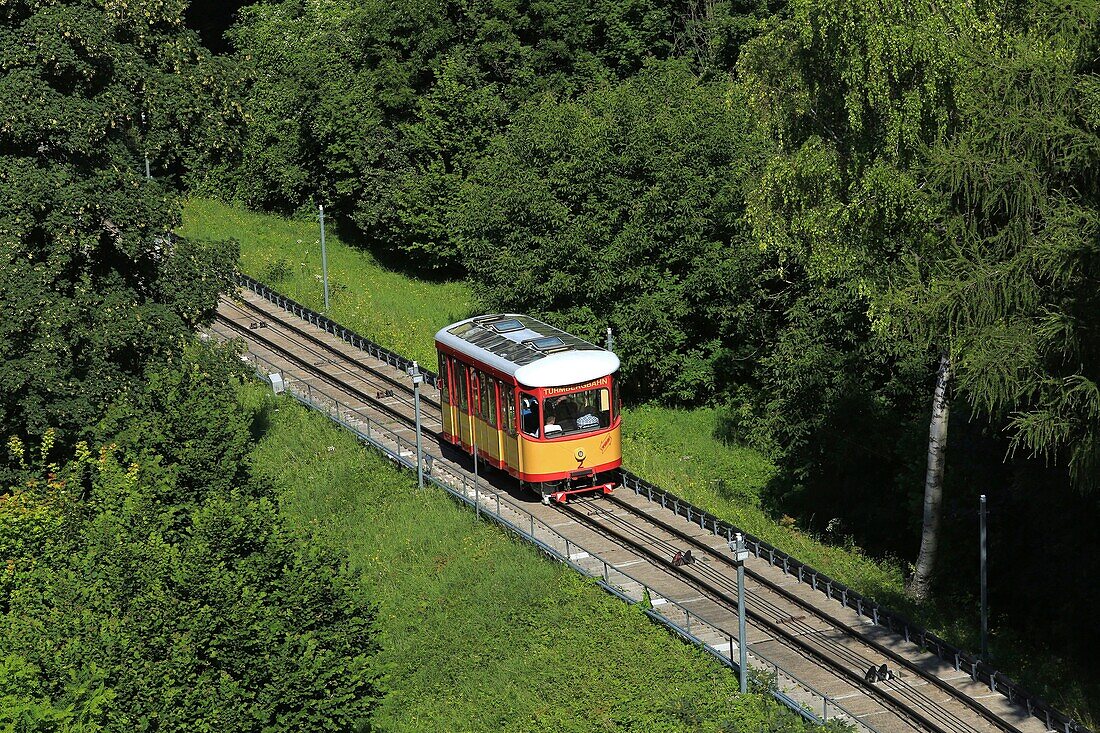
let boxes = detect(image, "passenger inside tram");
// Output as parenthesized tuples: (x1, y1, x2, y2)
(543, 389, 610, 437)
(521, 395, 540, 437)
(550, 396, 579, 426)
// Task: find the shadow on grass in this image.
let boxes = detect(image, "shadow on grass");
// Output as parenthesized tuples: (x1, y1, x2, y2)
(331, 215, 466, 285)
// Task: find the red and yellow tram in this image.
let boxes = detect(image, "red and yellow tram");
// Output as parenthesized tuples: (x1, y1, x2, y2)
(435, 314, 622, 503)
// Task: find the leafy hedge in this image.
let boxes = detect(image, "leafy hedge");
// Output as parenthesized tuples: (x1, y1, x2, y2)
(0, 343, 379, 731)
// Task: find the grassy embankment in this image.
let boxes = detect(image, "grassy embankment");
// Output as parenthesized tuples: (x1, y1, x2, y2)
(247, 389, 798, 731)
(180, 198, 903, 598)
(183, 198, 1093, 724)
(181, 197, 473, 366)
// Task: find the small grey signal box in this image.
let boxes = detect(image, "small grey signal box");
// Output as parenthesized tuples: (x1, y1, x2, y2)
(730, 533, 749, 564)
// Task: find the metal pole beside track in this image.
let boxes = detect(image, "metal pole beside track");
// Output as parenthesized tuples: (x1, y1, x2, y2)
(980, 494, 988, 661)
(411, 361, 424, 489)
(732, 532, 749, 694)
(319, 204, 331, 312)
(472, 406, 480, 517)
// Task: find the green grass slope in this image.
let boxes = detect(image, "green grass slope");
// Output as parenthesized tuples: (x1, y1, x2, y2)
(180, 198, 474, 365)
(187, 200, 1090, 725)
(248, 391, 818, 732)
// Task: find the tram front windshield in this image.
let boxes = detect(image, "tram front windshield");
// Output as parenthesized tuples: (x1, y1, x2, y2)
(542, 387, 611, 438)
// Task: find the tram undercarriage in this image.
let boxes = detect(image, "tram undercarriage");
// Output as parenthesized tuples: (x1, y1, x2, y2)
(530, 469, 617, 504)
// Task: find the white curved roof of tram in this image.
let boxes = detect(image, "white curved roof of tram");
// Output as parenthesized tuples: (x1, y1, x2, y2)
(435, 314, 620, 388)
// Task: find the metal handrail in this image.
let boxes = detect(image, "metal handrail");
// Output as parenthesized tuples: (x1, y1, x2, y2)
(618, 470, 1085, 733)
(234, 272, 440, 389)
(233, 273, 1088, 733)
(238, 349, 874, 732)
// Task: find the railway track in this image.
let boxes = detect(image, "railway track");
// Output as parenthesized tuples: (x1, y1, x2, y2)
(209, 288, 1055, 733)
(562, 494, 1021, 733)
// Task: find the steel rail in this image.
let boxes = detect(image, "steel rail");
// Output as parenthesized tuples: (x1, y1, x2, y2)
(232, 272, 440, 388)
(223, 294, 444, 411)
(217, 298, 428, 417)
(212, 304, 890, 731)
(559, 499, 983, 733)
(593, 494, 1027, 733)
(212, 313, 442, 435)
(217, 297, 1018, 733)
(224, 275, 1086, 733)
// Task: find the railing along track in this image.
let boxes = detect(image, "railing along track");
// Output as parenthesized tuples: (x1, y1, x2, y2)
(566, 495, 1025, 733)
(224, 294, 443, 411)
(226, 273, 1088, 733)
(214, 301, 440, 434)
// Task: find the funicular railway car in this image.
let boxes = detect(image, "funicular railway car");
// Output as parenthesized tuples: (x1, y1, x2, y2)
(435, 314, 622, 503)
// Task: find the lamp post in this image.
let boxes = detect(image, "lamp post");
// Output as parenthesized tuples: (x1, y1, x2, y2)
(410, 361, 424, 489)
(731, 532, 750, 693)
(319, 204, 330, 311)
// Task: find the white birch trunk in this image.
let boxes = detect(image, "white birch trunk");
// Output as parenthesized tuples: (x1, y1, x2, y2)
(907, 351, 952, 602)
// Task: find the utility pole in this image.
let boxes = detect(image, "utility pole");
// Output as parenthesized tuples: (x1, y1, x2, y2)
(410, 361, 424, 489)
(980, 494, 988, 661)
(319, 204, 331, 311)
(605, 327, 613, 352)
(731, 532, 750, 693)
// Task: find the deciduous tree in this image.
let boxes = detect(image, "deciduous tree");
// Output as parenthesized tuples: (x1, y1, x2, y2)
(0, 0, 236, 454)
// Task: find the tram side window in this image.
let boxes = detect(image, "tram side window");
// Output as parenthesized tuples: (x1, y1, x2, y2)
(479, 373, 496, 427)
(503, 388, 517, 436)
(520, 392, 540, 437)
(438, 354, 450, 404)
(493, 379, 506, 428)
(457, 364, 468, 411)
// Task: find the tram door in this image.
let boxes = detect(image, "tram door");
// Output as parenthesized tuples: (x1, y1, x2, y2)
(500, 384, 520, 473)
(455, 363, 473, 450)
(439, 353, 455, 441)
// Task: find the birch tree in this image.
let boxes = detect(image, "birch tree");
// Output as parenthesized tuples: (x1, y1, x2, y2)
(908, 352, 952, 601)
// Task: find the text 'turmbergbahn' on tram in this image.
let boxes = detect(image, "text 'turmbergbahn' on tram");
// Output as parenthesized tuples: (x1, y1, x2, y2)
(435, 314, 622, 504)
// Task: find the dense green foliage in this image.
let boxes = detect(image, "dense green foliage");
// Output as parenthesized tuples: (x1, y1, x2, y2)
(458, 60, 766, 401)
(222, 0, 778, 271)
(0, 343, 379, 730)
(0, 0, 238, 458)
